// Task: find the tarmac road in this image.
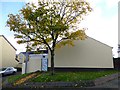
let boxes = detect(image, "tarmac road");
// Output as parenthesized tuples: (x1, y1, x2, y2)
(1, 71, 21, 84)
(1, 72, 120, 90)
(91, 77, 120, 89)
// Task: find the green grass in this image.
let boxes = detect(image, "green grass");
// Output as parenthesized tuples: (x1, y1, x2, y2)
(30, 70, 119, 82)
(8, 73, 30, 83)
(7, 70, 120, 83)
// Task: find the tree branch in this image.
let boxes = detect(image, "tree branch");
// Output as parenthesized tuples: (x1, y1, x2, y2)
(41, 37, 52, 51)
(61, 4, 67, 20)
(65, 13, 80, 24)
(56, 37, 68, 44)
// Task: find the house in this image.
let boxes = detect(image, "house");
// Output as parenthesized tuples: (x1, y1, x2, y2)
(21, 36, 114, 74)
(48, 37, 114, 70)
(0, 35, 17, 68)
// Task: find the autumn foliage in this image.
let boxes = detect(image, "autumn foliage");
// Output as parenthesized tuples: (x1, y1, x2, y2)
(7, 0, 92, 75)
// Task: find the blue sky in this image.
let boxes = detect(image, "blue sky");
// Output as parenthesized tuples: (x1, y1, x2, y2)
(0, 0, 119, 57)
(96, 0, 117, 18)
(0, 2, 25, 36)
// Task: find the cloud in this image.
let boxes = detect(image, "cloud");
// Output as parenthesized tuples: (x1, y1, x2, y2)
(80, 0, 118, 57)
(105, 0, 119, 8)
(4, 0, 118, 57)
(83, 13, 118, 46)
(87, 0, 119, 8)
(25, 0, 38, 5)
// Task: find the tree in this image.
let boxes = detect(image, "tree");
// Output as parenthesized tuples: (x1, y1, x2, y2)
(6, 0, 92, 75)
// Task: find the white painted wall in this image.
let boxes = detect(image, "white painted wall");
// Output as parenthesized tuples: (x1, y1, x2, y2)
(22, 63, 25, 74)
(27, 59, 41, 73)
(22, 60, 41, 74)
(18, 53, 26, 63)
(22, 54, 48, 74)
(48, 37, 114, 68)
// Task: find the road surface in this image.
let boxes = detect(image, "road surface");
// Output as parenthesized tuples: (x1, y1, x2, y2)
(92, 77, 120, 89)
(1, 71, 21, 85)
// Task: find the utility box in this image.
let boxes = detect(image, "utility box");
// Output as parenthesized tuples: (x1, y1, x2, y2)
(41, 54, 48, 71)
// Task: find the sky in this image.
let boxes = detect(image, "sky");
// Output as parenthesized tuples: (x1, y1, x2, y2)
(0, 0, 119, 57)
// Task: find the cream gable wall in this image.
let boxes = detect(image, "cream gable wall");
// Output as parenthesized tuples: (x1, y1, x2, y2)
(0, 38, 2, 68)
(0, 36, 17, 68)
(48, 37, 114, 68)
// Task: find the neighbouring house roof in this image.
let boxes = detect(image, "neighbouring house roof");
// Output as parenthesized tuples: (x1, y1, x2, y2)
(0, 35, 17, 51)
(20, 50, 48, 56)
(20, 51, 35, 55)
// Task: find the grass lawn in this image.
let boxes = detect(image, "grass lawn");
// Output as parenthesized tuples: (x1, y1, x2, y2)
(7, 70, 120, 83)
(8, 73, 30, 83)
(30, 70, 120, 82)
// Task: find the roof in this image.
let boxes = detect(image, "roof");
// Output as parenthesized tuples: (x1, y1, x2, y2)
(0, 35, 17, 51)
(20, 51, 35, 55)
(20, 50, 48, 55)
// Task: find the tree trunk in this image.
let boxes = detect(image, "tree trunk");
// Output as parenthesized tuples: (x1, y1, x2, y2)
(51, 50, 55, 75)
